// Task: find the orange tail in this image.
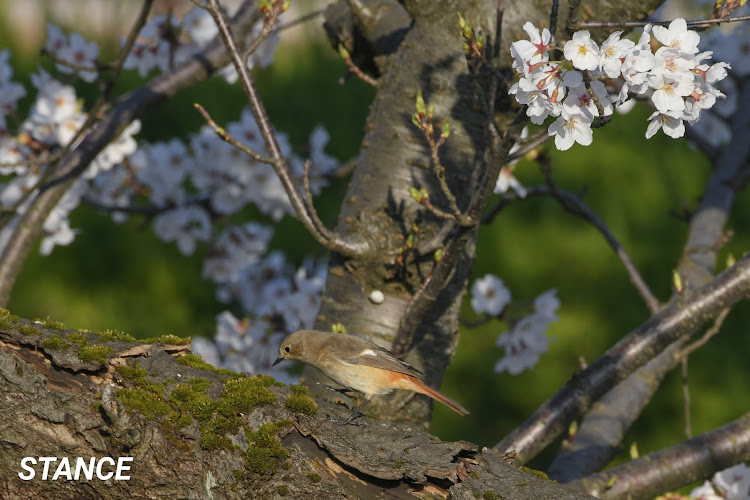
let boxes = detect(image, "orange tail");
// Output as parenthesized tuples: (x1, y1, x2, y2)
(402, 376, 469, 415)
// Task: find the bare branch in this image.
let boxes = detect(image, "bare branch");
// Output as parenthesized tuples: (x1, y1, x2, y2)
(564, 0, 584, 38)
(482, 185, 659, 314)
(494, 252, 750, 464)
(193, 103, 276, 164)
(580, 14, 750, 29)
(567, 412, 750, 498)
(204, 0, 367, 258)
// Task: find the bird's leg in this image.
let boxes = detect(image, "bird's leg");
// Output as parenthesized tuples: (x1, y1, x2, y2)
(328, 397, 372, 425)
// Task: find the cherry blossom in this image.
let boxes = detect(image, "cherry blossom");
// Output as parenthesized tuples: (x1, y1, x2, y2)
(509, 18, 729, 146)
(494, 289, 559, 375)
(646, 110, 685, 139)
(652, 18, 701, 55)
(471, 274, 512, 316)
(599, 31, 634, 78)
(564, 31, 600, 71)
(547, 111, 593, 151)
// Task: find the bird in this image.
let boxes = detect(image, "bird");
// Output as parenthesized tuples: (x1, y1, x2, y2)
(273, 329, 469, 424)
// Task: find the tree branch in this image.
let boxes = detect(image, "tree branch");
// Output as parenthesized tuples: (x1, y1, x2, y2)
(203, 0, 367, 258)
(494, 252, 750, 464)
(0, 0, 244, 307)
(567, 412, 750, 499)
(580, 14, 750, 29)
(545, 77, 750, 481)
(483, 185, 659, 314)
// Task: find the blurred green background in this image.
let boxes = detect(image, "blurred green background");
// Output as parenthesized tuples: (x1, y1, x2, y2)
(3, 0, 749, 474)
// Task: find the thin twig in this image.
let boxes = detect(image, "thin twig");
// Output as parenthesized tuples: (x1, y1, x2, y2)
(242, 10, 280, 61)
(204, 0, 366, 257)
(681, 358, 692, 439)
(680, 307, 730, 359)
(271, 7, 326, 34)
(550, 0, 560, 40)
(564, 0, 583, 38)
(505, 129, 550, 164)
(103, 0, 155, 99)
(580, 14, 750, 29)
(547, 160, 656, 312)
(194, 103, 276, 164)
(342, 56, 379, 87)
(302, 159, 334, 241)
(392, 109, 529, 356)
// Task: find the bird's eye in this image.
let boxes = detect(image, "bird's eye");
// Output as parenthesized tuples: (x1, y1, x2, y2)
(284, 346, 291, 353)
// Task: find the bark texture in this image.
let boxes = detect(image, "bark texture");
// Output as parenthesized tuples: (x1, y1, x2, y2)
(0, 318, 594, 499)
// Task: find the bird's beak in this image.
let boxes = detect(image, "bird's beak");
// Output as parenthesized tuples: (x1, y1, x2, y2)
(272, 357, 283, 366)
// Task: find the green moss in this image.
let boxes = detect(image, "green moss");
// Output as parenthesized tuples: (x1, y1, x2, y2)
(78, 345, 113, 364)
(39, 318, 66, 331)
(483, 491, 501, 500)
(189, 377, 211, 391)
(520, 466, 552, 481)
(307, 473, 322, 483)
(19, 325, 40, 336)
(282, 461, 292, 470)
(41, 334, 69, 350)
(161, 412, 194, 446)
(393, 459, 405, 468)
(0, 309, 20, 329)
(97, 329, 136, 343)
(470, 471, 480, 479)
(117, 388, 173, 420)
(277, 485, 290, 496)
(233, 470, 244, 481)
(67, 332, 89, 347)
(176, 353, 237, 376)
(243, 421, 291, 475)
(286, 385, 318, 414)
(15, 364, 23, 376)
(0, 308, 18, 320)
(216, 376, 279, 418)
(200, 415, 236, 451)
(115, 364, 164, 393)
(245, 446, 277, 475)
(170, 381, 215, 421)
(143, 333, 192, 345)
(289, 384, 310, 395)
(285, 393, 318, 416)
(117, 363, 149, 382)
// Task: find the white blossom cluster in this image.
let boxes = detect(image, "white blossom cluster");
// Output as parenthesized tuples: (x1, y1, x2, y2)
(0, 60, 140, 254)
(121, 6, 279, 83)
(470, 274, 559, 375)
(0, 13, 334, 381)
(509, 19, 730, 150)
(690, 462, 750, 500)
(192, 253, 328, 380)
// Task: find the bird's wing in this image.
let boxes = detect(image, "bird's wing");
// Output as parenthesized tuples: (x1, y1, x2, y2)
(330, 338, 424, 378)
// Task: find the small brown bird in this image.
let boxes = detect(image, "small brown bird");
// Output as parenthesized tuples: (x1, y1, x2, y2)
(273, 330, 469, 423)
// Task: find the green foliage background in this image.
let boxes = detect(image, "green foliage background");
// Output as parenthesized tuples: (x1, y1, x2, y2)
(4, 3, 749, 472)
